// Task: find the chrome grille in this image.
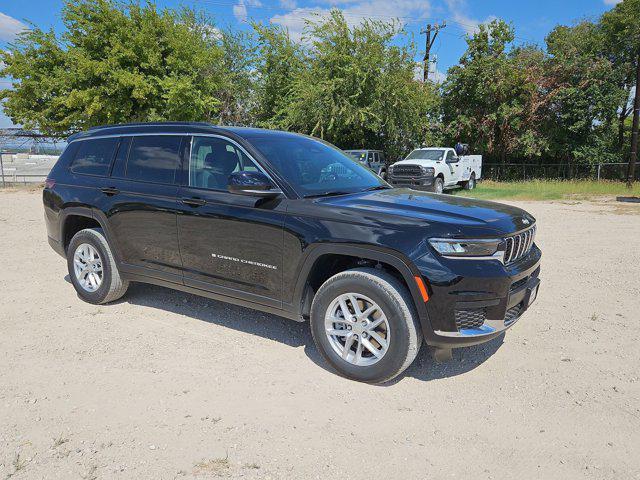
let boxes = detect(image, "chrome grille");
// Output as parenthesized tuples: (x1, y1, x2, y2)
(390, 165, 423, 178)
(504, 225, 536, 264)
(455, 309, 486, 330)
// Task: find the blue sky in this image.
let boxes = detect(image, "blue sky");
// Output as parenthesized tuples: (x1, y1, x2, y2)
(0, 0, 622, 128)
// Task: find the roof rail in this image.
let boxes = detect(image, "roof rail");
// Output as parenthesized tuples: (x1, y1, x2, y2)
(87, 121, 213, 131)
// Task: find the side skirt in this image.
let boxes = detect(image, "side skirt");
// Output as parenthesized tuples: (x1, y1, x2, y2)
(122, 271, 304, 323)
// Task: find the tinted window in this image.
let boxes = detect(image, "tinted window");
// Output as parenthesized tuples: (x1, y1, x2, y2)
(110, 137, 131, 178)
(189, 136, 259, 190)
(242, 134, 386, 197)
(126, 136, 182, 184)
(446, 150, 456, 161)
(406, 149, 445, 161)
(70, 138, 118, 176)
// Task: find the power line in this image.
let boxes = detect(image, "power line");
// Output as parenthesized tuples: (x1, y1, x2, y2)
(194, 0, 540, 45)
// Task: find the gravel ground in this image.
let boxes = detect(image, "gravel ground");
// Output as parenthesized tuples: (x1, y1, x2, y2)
(1, 189, 639, 480)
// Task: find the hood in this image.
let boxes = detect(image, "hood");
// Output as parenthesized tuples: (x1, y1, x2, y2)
(392, 159, 441, 166)
(316, 188, 535, 237)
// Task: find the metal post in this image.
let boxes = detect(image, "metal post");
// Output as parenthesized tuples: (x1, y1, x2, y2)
(627, 51, 640, 187)
(597, 163, 601, 181)
(0, 152, 4, 188)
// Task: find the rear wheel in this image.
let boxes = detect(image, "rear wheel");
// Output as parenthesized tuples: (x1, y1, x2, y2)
(310, 268, 422, 384)
(67, 228, 129, 304)
(464, 173, 476, 190)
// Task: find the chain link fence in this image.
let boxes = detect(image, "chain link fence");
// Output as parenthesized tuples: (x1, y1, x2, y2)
(482, 162, 639, 182)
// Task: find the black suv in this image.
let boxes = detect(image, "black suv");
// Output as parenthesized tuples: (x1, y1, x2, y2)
(44, 123, 541, 383)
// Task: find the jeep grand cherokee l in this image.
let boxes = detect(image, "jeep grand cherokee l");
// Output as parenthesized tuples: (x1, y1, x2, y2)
(43, 123, 541, 383)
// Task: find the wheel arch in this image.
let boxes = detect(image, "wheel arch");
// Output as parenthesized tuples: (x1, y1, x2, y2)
(291, 244, 432, 334)
(59, 208, 122, 264)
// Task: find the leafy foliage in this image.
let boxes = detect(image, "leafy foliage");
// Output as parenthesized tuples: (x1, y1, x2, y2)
(0, 0, 638, 171)
(269, 11, 440, 159)
(1, 0, 230, 135)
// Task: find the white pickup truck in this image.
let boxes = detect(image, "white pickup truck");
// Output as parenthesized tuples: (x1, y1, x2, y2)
(387, 147, 482, 194)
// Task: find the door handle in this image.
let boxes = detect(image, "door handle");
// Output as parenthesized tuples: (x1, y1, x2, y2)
(101, 187, 120, 196)
(181, 197, 206, 207)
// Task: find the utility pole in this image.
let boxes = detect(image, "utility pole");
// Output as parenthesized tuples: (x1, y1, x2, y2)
(421, 21, 446, 82)
(627, 51, 640, 188)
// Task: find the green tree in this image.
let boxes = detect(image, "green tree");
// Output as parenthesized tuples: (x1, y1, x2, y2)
(544, 21, 623, 166)
(442, 20, 547, 163)
(251, 22, 305, 127)
(601, 0, 640, 155)
(272, 10, 439, 159)
(0, 0, 231, 136)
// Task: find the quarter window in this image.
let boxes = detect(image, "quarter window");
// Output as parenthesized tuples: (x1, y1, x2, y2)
(189, 136, 259, 190)
(125, 135, 182, 184)
(70, 138, 118, 176)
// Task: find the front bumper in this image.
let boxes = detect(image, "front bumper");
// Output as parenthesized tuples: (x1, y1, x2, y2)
(419, 245, 542, 349)
(388, 175, 434, 190)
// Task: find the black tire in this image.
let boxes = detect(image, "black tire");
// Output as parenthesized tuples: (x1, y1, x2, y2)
(310, 268, 422, 384)
(463, 173, 476, 190)
(431, 176, 444, 194)
(67, 228, 129, 305)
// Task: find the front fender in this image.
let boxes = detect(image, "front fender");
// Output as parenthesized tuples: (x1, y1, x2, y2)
(288, 243, 434, 340)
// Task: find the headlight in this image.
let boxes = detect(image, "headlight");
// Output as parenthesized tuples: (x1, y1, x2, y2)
(421, 166, 435, 175)
(428, 238, 502, 258)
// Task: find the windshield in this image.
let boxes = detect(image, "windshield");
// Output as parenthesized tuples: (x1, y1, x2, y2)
(405, 149, 445, 161)
(345, 150, 367, 163)
(244, 134, 387, 197)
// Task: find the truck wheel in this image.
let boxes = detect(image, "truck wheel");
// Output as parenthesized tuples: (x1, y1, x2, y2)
(67, 228, 129, 305)
(431, 177, 444, 194)
(464, 173, 476, 190)
(310, 268, 422, 384)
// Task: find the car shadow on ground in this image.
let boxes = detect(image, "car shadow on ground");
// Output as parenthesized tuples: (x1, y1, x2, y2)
(93, 281, 504, 385)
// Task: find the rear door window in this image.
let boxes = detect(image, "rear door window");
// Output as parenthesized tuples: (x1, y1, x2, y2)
(70, 138, 119, 176)
(125, 135, 182, 184)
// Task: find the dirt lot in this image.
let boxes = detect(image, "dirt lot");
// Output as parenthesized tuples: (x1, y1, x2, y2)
(1, 189, 639, 479)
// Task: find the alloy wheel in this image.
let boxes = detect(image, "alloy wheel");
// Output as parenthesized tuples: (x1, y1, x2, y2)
(73, 243, 103, 292)
(324, 293, 391, 366)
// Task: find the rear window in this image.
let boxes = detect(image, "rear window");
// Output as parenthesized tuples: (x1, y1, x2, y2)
(70, 138, 119, 176)
(125, 136, 182, 184)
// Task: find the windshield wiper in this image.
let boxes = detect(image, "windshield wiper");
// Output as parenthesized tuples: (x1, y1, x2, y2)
(363, 185, 392, 192)
(303, 190, 353, 199)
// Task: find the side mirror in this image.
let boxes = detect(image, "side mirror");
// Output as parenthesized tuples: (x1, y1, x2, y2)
(227, 171, 281, 197)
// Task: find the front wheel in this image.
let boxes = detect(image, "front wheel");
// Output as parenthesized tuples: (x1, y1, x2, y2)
(310, 268, 422, 384)
(431, 176, 444, 194)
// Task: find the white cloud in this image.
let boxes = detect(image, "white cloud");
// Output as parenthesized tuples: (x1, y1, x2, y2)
(445, 0, 495, 35)
(233, 0, 263, 23)
(280, 0, 298, 9)
(271, 0, 431, 43)
(603, 0, 622, 4)
(0, 12, 26, 42)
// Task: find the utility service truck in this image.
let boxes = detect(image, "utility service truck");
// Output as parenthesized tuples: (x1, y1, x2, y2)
(387, 147, 482, 194)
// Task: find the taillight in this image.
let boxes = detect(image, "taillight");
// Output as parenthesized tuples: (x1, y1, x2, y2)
(44, 178, 56, 189)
